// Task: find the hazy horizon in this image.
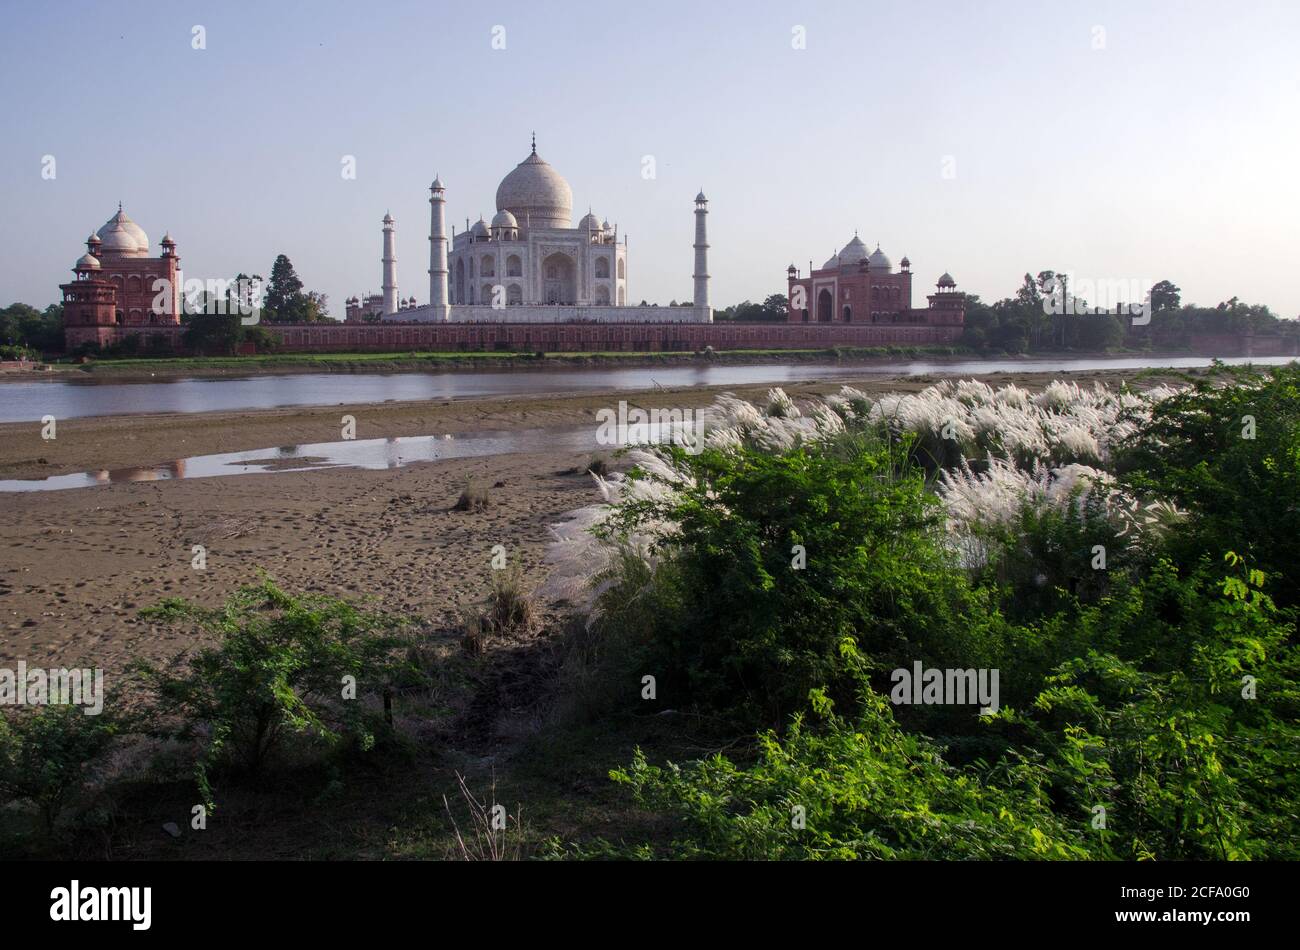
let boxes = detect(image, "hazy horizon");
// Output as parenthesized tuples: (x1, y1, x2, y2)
(2, 0, 1297, 316)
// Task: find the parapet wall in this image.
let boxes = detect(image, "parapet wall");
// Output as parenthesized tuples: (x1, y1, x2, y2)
(270, 321, 964, 352)
(66, 321, 965, 354)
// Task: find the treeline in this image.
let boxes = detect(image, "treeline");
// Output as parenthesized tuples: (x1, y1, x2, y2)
(963, 273, 1299, 353)
(178, 254, 328, 356)
(0, 302, 63, 357)
(713, 294, 789, 322)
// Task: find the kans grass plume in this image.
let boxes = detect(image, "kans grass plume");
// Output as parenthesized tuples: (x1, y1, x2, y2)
(541, 381, 1182, 612)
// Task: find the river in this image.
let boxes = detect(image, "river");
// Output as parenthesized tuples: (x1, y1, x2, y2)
(0, 356, 1292, 424)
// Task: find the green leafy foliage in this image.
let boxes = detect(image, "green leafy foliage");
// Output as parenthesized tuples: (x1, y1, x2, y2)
(599, 434, 997, 727)
(0, 706, 119, 836)
(1122, 363, 1300, 606)
(583, 375, 1300, 860)
(611, 683, 1088, 860)
(136, 578, 411, 807)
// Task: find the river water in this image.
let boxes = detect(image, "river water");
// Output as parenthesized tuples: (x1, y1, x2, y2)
(0, 356, 1292, 424)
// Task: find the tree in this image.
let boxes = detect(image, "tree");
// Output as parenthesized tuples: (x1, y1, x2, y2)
(762, 293, 789, 321)
(182, 311, 241, 355)
(263, 255, 304, 320)
(0, 303, 63, 354)
(1149, 279, 1180, 313)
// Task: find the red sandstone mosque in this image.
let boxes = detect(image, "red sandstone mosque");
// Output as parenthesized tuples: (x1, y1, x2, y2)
(61, 206, 181, 351)
(785, 234, 964, 329)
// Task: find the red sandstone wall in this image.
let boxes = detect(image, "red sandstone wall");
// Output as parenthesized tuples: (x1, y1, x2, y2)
(70, 322, 964, 354)
(265, 322, 964, 353)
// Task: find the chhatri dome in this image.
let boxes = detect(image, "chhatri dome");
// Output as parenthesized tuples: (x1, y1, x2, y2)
(96, 204, 149, 256)
(494, 135, 573, 229)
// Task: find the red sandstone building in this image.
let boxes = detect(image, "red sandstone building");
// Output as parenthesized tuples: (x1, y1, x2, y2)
(786, 234, 964, 329)
(61, 206, 180, 350)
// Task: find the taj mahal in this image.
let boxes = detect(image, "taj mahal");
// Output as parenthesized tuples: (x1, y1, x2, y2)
(345, 136, 713, 325)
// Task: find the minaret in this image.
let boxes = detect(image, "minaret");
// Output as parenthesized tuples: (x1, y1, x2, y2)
(381, 212, 398, 315)
(428, 176, 449, 321)
(692, 190, 711, 321)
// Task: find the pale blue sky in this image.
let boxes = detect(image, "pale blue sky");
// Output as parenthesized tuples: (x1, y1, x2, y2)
(2, 0, 1298, 315)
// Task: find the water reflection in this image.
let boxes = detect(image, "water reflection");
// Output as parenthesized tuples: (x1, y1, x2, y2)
(0, 428, 599, 493)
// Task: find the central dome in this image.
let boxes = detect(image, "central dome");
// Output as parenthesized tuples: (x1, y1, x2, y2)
(495, 148, 572, 230)
(96, 207, 149, 257)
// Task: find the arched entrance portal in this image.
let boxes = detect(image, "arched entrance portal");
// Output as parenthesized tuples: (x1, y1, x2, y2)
(542, 253, 576, 304)
(817, 288, 833, 323)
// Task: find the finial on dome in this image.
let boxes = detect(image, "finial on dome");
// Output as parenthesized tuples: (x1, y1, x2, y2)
(531, 131, 536, 154)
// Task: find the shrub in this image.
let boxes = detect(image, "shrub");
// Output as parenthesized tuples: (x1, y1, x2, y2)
(597, 432, 997, 727)
(136, 578, 410, 806)
(0, 706, 119, 837)
(607, 676, 1089, 860)
(1122, 363, 1300, 606)
(992, 554, 1299, 859)
(453, 481, 491, 512)
(462, 567, 538, 654)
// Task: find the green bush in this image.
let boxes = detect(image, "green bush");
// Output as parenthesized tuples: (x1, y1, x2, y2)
(136, 578, 411, 806)
(578, 373, 1300, 860)
(1122, 363, 1300, 606)
(0, 706, 119, 837)
(606, 665, 1089, 860)
(598, 432, 1004, 728)
(993, 554, 1299, 859)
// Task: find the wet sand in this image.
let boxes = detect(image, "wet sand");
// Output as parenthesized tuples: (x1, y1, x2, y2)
(0, 367, 1191, 688)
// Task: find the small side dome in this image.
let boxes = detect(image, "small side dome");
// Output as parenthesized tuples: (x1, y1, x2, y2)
(937, 272, 957, 288)
(695, 190, 707, 202)
(900, 256, 911, 269)
(602, 218, 611, 231)
(431, 175, 445, 190)
(868, 245, 892, 273)
(161, 231, 175, 245)
(579, 211, 602, 231)
(822, 249, 840, 270)
(382, 212, 394, 225)
(75, 252, 101, 271)
(470, 217, 490, 238)
(491, 209, 518, 230)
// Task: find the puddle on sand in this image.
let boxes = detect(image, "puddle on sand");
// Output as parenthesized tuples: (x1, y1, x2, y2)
(0, 427, 602, 493)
